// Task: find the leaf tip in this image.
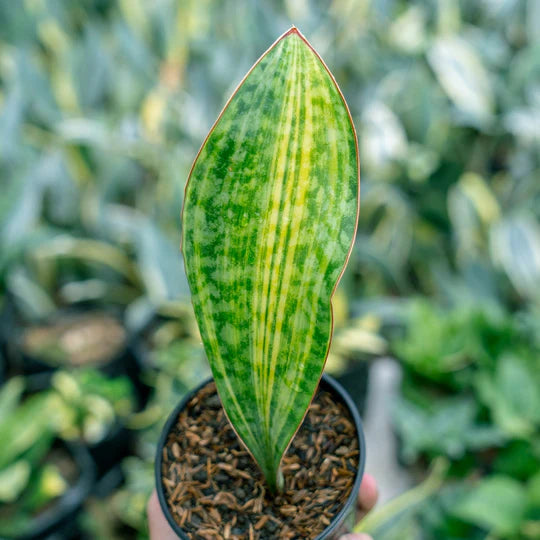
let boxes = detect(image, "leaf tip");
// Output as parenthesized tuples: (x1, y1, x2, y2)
(282, 25, 303, 40)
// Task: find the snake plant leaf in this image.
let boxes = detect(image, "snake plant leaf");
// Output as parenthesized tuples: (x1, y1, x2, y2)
(182, 27, 359, 491)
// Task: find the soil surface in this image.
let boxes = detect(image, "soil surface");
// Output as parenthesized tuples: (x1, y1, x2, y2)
(23, 313, 125, 366)
(161, 382, 360, 539)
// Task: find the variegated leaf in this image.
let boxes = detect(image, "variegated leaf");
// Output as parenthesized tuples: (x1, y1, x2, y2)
(182, 28, 359, 490)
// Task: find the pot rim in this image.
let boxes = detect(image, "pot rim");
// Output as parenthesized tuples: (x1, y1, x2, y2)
(155, 373, 366, 539)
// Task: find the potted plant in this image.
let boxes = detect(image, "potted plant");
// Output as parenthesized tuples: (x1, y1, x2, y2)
(4, 241, 148, 402)
(6, 300, 150, 407)
(45, 368, 137, 480)
(155, 27, 365, 539)
(0, 378, 95, 540)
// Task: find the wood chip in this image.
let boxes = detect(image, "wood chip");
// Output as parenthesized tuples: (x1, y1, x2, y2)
(254, 515, 270, 530)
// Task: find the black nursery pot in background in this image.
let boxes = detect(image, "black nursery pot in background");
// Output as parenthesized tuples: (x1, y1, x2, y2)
(155, 374, 366, 540)
(88, 420, 135, 480)
(0, 442, 95, 540)
(7, 308, 151, 407)
(0, 297, 15, 381)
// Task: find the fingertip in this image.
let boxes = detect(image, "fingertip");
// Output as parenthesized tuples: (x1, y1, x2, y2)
(147, 489, 177, 539)
(147, 489, 159, 515)
(358, 473, 378, 511)
(362, 473, 378, 496)
(339, 534, 373, 540)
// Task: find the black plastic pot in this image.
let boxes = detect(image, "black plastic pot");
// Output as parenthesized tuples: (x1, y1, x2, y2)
(0, 351, 5, 385)
(91, 463, 125, 499)
(88, 421, 135, 479)
(9, 308, 150, 409)
(0, 297, 14, 381)
(0, 441, 95, 540)
(155, 374, 366, 539)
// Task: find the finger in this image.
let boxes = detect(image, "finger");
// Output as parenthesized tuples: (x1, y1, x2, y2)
(357, 473, 378, 517)
(147, 490, 178, 540)
(339, 534, 373, 540)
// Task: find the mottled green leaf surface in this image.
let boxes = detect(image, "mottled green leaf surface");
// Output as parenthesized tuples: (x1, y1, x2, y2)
(182, 28, 359, 489)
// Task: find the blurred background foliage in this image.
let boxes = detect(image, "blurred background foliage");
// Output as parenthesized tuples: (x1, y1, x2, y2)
(0, 0, 539, 538)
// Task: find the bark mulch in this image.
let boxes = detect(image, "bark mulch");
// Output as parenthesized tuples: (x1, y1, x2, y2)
(161, 381, 359, 539)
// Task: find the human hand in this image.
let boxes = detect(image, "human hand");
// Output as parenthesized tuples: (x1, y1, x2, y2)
(148, 473, 378, 539)
(147, 489, 176, 540)
(338, 472, 378, 540)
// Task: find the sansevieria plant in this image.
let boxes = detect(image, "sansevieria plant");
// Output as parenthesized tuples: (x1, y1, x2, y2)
(182, 27, 359, 493)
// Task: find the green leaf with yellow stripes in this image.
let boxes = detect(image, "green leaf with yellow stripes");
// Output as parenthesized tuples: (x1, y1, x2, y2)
(182, 28, 359, 491)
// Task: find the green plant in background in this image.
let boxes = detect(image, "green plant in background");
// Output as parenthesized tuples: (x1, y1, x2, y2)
(394, 300, 539, 448)
(183, 28, 359, 491)
(0, 378, 67, 536)
(393, 299, 522, 388)
(355, 459, 540, 540)
(386, 298, 540, 539)
(393, 299, 540, 460)
(111, 457, 155, 535)
(48, 368, 135, 444)
(0, 0, 538, 311)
